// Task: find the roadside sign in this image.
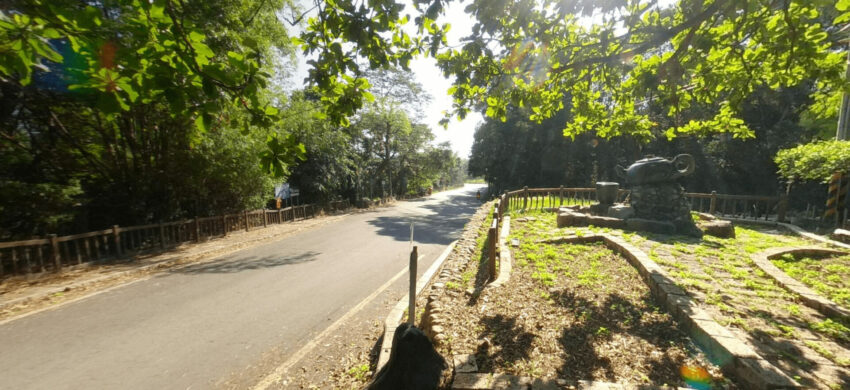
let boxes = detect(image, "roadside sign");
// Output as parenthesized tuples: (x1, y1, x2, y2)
(275, 183, 291, 199)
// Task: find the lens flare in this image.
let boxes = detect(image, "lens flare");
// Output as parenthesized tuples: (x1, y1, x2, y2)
(503, 40, 550, 88)
(680, 365, 712, 390)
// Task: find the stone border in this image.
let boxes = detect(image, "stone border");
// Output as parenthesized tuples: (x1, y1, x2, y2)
(452, 373, 690, 390)
(537, 233, 800, 390)
(374, 239, 458, 373)
(487, 216, 512, 288)
(751, 247, 850, 320)
(722, 217, 850, 250)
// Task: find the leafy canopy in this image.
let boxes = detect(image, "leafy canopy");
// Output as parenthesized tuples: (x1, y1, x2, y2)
(775, 140, 850, 182)
(300, 0, 848, 141)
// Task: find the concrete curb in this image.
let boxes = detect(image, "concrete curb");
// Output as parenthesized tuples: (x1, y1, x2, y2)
(374, 240, 458, 374)
(0, 212, 351, 315)
(751, 247, 850, 320)
(539, 233, 800, 390)
(487, 216, 512, 288)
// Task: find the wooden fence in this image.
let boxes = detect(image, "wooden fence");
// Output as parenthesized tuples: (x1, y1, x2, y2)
(0, 200, 351, 279)
(497, 186, 788, 222)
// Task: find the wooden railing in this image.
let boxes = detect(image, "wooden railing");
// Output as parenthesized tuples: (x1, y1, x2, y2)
(0, 200, 353, 279)
(498, 186, 788, 222)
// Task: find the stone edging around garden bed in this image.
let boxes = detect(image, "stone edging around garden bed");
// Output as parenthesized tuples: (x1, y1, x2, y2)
(374, 239, 458, 374)
(722, 217, 850, 250)
(751, 247, 850, 321)
(535, 233, 800, 390)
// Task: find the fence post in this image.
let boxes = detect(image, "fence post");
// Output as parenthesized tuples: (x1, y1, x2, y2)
(488, 222, 497, 280)
(777, 194, 788, 222)
(523, 186, 529, 210)
(277, 209, 282, 224)
(709, 191, 718, 214)
(221, 216, 228, 236)
(159, 223, 166, 248)
(244, 211, 250, 232)
(194, 218, 201, 242)
(559, 185, 564, 206)
(408, 246, 418, 325)
(49, 234, 61, 272)
(112, 225, 122, 257)
(262, 210, 268, 228)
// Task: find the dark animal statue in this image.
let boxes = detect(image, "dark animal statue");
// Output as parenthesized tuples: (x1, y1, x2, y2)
(365, 323, 447, 390)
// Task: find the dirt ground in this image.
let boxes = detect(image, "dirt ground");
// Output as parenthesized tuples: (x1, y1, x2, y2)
(432, 212, 731, 388)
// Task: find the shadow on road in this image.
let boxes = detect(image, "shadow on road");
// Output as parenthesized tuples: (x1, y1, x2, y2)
(172, 251, 320, 274)
(367, 187, 484, 245)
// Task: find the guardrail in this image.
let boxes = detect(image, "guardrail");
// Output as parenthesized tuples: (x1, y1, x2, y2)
(498, 186, 788, 222)
(0, 199, 353, 279)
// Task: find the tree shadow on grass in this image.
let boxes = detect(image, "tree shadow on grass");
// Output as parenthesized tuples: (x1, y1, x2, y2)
(475, 314, 536, 373)
(736, 306, 850, 388)
(171, 251, 320, 274)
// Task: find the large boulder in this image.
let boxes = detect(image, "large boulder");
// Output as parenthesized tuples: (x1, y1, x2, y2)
(586, 215, 627, 229)
(607, 204, 635, 220)
(701, 220, 735, 238)
(831, 228, 850, 244)
(557, 210, 588, 227)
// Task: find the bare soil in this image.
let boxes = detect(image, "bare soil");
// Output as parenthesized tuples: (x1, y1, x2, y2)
(433, 211, 731, 388)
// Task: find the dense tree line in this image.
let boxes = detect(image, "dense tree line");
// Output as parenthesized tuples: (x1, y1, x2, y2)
(469, 84, 831, 209)
(0, 1, 461, 240)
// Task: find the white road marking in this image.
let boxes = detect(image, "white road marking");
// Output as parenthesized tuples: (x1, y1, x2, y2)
(251, 256, 424, 390)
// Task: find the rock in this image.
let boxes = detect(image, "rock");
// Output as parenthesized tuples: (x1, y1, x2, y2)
(585, 215, 626, 229)
(452, 354, 478, 373)
(452, 373, 493, 390)
(493, 374, 532, 390)
(701, 220, 735, 238)
(588, 203, 610, 216)
(625, 218, 676, 235)
(516, 217, 528, 222)
(831, 228, 850, 244)
(696, 212, 717, 221)
(557, 210, 588, 228)
(607, 204, 635, 220)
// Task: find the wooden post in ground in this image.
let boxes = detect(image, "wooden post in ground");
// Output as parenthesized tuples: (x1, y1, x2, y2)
(709, 191, 718, 214)
(559, 185, 564, 206)
(523, 186, 529, 210)
(49, 234, 61, 272)
(244, 211, 250, 232)
(488, 221, 497, 280)
(112, 225, 122, 257)
(277, 209, 282, 224)
(262, 210, 268, 227)
(221, 216, 227, 236)
(408, 246, 418, 325)
(159, 223, 166, 248)
(11, 248, 18, 275)
(194, 218, 201, 242)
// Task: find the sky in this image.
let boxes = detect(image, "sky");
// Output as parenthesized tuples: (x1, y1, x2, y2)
(284, 2, 482, 159)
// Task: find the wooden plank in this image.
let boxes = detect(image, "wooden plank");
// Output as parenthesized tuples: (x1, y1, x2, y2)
(0, 238, 50, 249)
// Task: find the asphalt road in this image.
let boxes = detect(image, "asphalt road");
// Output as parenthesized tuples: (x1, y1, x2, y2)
(0, 184, 485, 390)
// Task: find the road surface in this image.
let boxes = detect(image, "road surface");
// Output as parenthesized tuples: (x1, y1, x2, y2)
(0, 184, 485, 389)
